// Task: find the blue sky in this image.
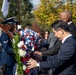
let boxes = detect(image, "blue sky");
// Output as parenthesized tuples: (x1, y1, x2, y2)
(31, 0, 40, 6)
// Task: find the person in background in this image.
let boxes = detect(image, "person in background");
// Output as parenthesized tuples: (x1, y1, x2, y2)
(27, 20, 76, 75)
(34, 30, 50, 55)
(41, 30, 49, 50)
(59, 10, 76, 39)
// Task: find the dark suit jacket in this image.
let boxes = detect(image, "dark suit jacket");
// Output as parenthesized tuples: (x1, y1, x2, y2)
(48, 32, 57, 48)
(68, 22, 76, 39)
(0, 31, 15, 67)
(40, 36, 76, 75)
(41, 39, 62, 55)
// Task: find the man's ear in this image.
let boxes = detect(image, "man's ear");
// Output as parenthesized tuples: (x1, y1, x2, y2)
(60, 30, 64, 35)
(58, 28, 64, 35)
(62, 31, 64, 35)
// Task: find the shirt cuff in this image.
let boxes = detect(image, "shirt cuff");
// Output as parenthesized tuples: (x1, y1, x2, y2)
(36, 63, 40, 67)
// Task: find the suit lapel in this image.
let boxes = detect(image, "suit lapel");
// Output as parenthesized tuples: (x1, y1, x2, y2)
(60, 36, 73, 50)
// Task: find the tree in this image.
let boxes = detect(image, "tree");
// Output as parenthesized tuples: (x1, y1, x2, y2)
(20, 0, 33, 24)
(32, 0, 61, 31)
(33, 0, 56, 26)
(33, 0, 76, 31)
(8, 0, 33, 25)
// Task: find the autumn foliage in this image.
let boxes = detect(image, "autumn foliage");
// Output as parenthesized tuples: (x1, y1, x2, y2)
(33, 0, 76, 28)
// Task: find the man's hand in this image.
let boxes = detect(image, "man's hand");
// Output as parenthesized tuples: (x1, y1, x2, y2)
(34, 51, 42, 56)
(27, 58, 38, 69)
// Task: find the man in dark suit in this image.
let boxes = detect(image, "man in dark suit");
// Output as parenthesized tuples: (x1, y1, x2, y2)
(0, 18, 16, 75)
(34, 10, 76, 56)
(27, 20, 76, 75)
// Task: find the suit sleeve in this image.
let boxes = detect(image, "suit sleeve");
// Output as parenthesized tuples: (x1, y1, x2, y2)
(41, 40, 62, 55)
(40, 42, 75, 69)
(48, 33, 57, 48)
(69, 23, 76, 39)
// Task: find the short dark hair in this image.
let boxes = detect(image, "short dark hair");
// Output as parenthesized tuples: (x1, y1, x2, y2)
(51, 20, 69, 32)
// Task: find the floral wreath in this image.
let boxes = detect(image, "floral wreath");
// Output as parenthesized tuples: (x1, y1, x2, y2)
(12, 29, 38, 75)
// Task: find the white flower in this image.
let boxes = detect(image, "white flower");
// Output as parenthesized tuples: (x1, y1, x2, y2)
(13, 39, 15, 44)
(32, 46, 34, 51)
(18, 49, 26, 57)
(23, 65, 26, 71)
(17, 41, 24, 48)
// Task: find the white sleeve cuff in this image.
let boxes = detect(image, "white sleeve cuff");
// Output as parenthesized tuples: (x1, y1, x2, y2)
(36, 63, 40, 67)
